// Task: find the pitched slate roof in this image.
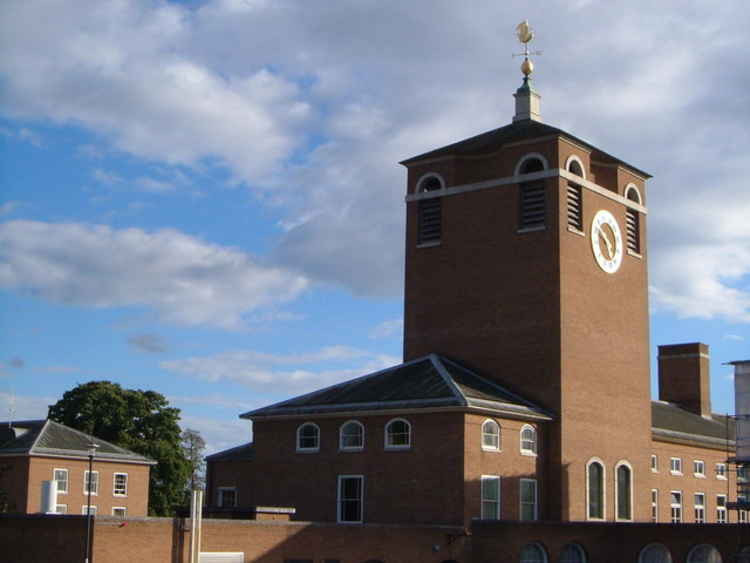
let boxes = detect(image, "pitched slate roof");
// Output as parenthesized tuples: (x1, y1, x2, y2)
(400, 119, 651, 179)
(205, 442, 255, 463)
(241, 354, 553, 421)
(652, 401, 735, 449)
(0, 419, 156, 464)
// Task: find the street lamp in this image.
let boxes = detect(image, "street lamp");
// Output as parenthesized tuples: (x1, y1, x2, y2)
(84, 439, 99, 563)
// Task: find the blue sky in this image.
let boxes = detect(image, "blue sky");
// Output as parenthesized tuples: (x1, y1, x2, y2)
(1, 0, 748, 454)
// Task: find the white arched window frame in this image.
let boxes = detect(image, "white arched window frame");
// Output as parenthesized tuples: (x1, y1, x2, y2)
(586, 457, 606, 521)
(339, 420, 365, 451)
(614, 460, 634, 521)
(514, 153, 549, 177)
(565, 154, 587, 180)
(384, 418, 411, 450)
(520, 542, 548, 563)
(686, 544, 723, 563)
(416, 172, 446, 193)
(638, 543, 673, 563)
(624, 183, 642, 204)
(481, 419, 501, 451)
(296, 422, 320, 452)
(560, 543, 587, 563)
(520, 424, 537, 456)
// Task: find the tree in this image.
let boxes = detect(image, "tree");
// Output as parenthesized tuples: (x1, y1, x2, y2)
(180, 428, 206, 492)
(48, 381, 191, 516)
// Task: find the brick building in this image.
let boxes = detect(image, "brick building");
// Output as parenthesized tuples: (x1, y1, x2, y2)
(0, 419, 154, 517)
(205, 48, 743, 560)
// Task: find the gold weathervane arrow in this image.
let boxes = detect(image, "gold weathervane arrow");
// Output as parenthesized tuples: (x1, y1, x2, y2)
(513, 20, 542, 77)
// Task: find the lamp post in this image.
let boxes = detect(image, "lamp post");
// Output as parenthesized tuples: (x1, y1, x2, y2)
(84, 440, 99, 563)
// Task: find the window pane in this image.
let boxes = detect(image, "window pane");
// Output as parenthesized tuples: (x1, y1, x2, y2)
(339, 477, 363, 522)
(54, 469, 68, 493)
(387, 420, 410, 447)
(341, 422, 363, 449)
(520, 543, 546, 563)
(617, 465, 631, 519)
(588, 463, 603, 518)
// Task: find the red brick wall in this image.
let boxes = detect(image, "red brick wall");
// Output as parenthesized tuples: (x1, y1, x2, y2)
(0, 514, 88, 563)
(0, 456, 29, 513)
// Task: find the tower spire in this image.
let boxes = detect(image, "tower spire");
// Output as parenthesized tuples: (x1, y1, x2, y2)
(512, 20, 543, 123)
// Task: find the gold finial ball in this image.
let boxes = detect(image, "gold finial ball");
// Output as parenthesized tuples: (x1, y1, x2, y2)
(521, 58, 534, 76)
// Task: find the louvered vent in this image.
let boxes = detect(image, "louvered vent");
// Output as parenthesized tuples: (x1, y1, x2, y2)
(567, 183, 583, 231)
(520, 182, 545, 230)
(626, 208, 640, 253)
(418, 198, 441, 244)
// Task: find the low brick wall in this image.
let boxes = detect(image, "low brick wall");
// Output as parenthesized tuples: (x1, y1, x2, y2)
(0, 513, 88, 563)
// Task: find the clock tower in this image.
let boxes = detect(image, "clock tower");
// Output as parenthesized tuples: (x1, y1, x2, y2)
(400, 34, 652, 522)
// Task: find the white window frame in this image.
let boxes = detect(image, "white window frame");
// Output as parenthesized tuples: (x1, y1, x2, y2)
(514, 153, 549, 176)
(384, 418, 412, 450)
(650, 455, 658, 473)
(520, 424, 537, 456)
(337, 475, 364, 524)
(296, 422, 320, 453)
(740, 509, 748, 524)
(480, 475, 501, 520)
(112, 506, 127, 518)
(217, 486, 237, 508)
(113, 472, 128, 497)
(519, 478, 538, 521)
(586, 457, 606, 521)
(565, 154, 587, 180)
(717, 494, 727, 523)
(481, 419, 501, 452)
(614, 460, 634, 522)
(83, 470, 99, 495)
(693, 460, 705, 478)
(82, 505, 97, 516)
(56, 504, 68, 514)
(53, 468, 69, 494)
(669, 457, 682, 475)
(716, 463, 727, 480)
(694, 492, 705, 523)
(650, 489, 658, 523)
(339, 420, 364, 452)
(670, 490, 682, 523)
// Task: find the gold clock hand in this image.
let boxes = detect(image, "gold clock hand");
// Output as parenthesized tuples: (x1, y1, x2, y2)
(597, 226, 614, 259)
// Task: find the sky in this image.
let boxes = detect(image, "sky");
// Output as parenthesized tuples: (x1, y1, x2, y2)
(0, 0, 748, 455)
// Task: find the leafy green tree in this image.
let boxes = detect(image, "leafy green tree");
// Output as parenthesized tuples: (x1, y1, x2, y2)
(48, 381, 191, 516)
(180, 428, 206, 492)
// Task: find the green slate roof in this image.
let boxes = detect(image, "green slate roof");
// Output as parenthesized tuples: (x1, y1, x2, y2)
(400, 119, 651, 179)
(241, 354, 553, 421)
(0, 419, 156, 464)
(652, 401, 735, 448)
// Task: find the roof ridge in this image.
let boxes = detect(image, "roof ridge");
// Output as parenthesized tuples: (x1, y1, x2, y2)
(28, 419, 49, 453)
(430, 355, 468, 407)
(41, 419, 149, 459)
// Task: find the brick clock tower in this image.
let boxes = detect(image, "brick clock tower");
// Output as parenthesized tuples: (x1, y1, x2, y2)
(400, 34, 652, 522)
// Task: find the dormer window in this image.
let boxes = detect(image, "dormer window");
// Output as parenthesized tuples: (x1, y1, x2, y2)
(417, 175, 442, 246)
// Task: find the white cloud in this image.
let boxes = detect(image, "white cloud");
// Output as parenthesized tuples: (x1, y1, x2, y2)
(0, 392, 54, 421)
(92, 168, 124, 186)
(128, 333, 168, 354)
(135, 176, 175, 193)
(17, 128, 43, 147)
(0, 202, 21, 216)
(178, 413, 250, 456)
(724, 334, 746, 342)
(369, 318, 403, 340)
(161, 345, 400, 394)
(0, 220, 308, 328)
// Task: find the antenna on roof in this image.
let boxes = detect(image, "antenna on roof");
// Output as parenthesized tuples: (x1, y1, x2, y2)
(7, 390, 16, 430)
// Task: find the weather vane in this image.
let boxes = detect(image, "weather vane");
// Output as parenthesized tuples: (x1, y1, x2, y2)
(513, 20, 543, 78)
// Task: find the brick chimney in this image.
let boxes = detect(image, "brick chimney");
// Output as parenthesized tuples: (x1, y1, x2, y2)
(658, 343, 711, 417)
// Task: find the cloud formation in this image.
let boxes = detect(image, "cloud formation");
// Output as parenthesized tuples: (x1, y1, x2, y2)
(128, 334, 168, 354)
(0, 220, 308, 328)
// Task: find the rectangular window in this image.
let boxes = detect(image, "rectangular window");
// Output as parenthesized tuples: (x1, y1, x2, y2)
(739, 465, 749, 483)
(693, 460, 705, 477)
(566, 183, 583, 231)
(82, 505, 97, 516)
(520, 478, 537, 521)
(650, 455, 658, 472)
(519, 182, 546, 231)
(650, 489, 658, 523)
(337, 475, 364, 523)
(217, 487, 237, 508)
(717, 494, 727, 523)
(53, 468, 69, 494)
(670, 457, 682, 475)
(716, 463, 727, 479)
(694, 493, 705, 523)
(83, 471, 99, 495)
(113, 473, 128, 496)
(417, 198, 441, 245)
(112, 507, 127, 518)
(741, 510, 748, 524)
(56, 504, 67, 514)
(480, 475, 500, 520)
(625, 208, 640, 253)
(670, 491, 682, 523)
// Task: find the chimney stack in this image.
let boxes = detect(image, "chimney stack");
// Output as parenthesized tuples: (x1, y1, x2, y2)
(658, 343, 711, 417)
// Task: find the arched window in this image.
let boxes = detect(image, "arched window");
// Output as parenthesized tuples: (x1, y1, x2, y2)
(566, 156, 584, 232)
(565, 155, 586, 179)
(296, 422, 320, 452)
(339, 420, 364, 451)
(625, 183, 641, 254)
(385, 418, 411, 449)
(481, 419, 501, 451)
(587, 459, 604, 520)
(559, 543, 587, 563)
(687, 545, 723, 563)
(520, 425, 537, 455)
(417, 174, 443, 246)
(638, 543, 672, 563)
(516, 154, 548, 232)
(520, 542, 548, 563)
(515, 153, 549, 176)
(616, 461, 633, 520)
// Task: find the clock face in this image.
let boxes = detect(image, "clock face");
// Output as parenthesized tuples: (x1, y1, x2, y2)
(591, 210, 623, 274)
